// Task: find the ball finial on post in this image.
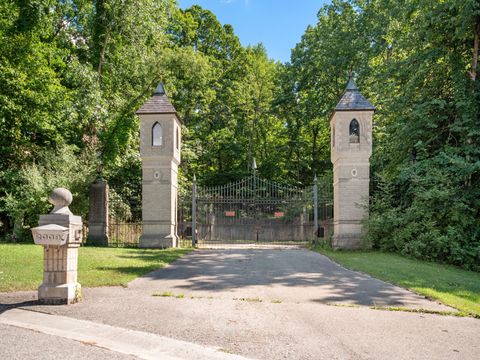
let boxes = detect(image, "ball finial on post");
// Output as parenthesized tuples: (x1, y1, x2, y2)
(48, 188, 73, 215)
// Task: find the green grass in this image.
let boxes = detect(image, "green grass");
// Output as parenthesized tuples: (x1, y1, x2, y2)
(314, 247, 480, 317)
(0, 244, 191, 292)
(152, 291, 185, 298)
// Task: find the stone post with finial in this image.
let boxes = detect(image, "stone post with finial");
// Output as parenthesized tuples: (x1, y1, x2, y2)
(31, 188, 83, 304)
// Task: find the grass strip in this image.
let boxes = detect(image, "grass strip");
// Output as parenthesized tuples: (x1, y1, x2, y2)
(0, 244, 191, 292)
(313, 247, 480, 317)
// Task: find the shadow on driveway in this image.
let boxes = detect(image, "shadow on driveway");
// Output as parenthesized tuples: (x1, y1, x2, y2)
(128, 249, 450, 310)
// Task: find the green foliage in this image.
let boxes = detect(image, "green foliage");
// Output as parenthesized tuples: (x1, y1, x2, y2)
(360, 0, 480, 269)
(0, 145, 96, 240)
(0, 0, 175, 236)
(166, 7, 285, 185)
(366, 155, 480, 270)
(284, 0, 480, 269)
(274, 0, 370, 181)
(1, 0, 479, 271)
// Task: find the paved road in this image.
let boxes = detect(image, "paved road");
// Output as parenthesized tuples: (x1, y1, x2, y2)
(1, 249, 479, 360)
(0, 323, 137, 360)
(1, 309, 250, 360)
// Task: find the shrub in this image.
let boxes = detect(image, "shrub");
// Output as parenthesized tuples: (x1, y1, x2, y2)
(0, 145, 96, 241)
(365, 155, 480, 271)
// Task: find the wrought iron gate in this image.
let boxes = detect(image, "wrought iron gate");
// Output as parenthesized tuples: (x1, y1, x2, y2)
(108, 191, 142, 247)
(179, 174, 333, 247)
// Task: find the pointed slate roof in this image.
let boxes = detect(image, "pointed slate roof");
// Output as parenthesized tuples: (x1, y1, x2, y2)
(335, 77, 375, 111)
(136, 83, 177, 115)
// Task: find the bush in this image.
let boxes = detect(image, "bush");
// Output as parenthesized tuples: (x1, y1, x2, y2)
(365, 155, 480, 271)
(0, 145, 96, 241)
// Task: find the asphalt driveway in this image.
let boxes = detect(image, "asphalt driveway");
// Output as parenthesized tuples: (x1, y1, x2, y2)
(129, 249, 451, 310)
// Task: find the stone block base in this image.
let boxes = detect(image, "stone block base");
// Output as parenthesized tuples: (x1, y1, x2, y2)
(331, 235, 363, 250)
(38, 282, 81, 305)
(139, 235, 177, 249)
(87, 226, 109, 246)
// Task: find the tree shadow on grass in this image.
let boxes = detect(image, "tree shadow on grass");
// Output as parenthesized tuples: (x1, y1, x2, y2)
(93, 266, 161, 276)
(114, 249, 191, 263)
(90, 249, 192, 278)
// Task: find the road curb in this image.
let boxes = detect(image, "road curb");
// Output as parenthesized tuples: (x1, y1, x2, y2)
(0, 308, 253, 360)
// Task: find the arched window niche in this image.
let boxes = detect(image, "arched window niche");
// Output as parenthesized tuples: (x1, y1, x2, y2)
(349, 119, 360, 143)
(152, 122, 163, 146)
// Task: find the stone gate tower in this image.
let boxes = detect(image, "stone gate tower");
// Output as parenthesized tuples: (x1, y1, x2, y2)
(136, 83, 181, 248)
(330, 78, 375, 249)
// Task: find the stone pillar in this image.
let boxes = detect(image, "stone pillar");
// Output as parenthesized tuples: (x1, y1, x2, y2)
(31, 188, 83, 304)
(87, 180, 109, 245)
(330, 78, 375, 249)
(136, 83, 181, 248)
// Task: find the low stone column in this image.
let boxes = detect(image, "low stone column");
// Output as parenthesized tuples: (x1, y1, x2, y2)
(88, 180, 109, 245)
(31, 188, 83, 304)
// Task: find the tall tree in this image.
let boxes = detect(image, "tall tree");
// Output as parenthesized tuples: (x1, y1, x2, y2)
(275, 0, 369, 182)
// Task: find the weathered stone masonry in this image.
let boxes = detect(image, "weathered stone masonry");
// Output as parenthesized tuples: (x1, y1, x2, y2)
(330, 78, 375, 249)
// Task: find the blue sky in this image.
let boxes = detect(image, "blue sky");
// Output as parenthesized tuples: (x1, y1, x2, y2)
(178, 0, 329, 63)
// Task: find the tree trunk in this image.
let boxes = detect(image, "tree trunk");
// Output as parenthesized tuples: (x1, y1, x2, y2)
(471, 16, 479, 81)
(97, 29, 110, 80)
(93, 0, 110, 82)
(311, 125, 319, 173)
(12, 213, 24, 242)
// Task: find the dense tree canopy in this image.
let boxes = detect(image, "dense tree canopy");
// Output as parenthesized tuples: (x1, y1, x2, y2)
(278, 0, 479, 269)
(0, 0, 479, 268)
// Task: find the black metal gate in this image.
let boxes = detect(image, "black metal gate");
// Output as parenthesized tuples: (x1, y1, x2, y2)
(179, 174, 333, 248)
(106, 183, 142, 247)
